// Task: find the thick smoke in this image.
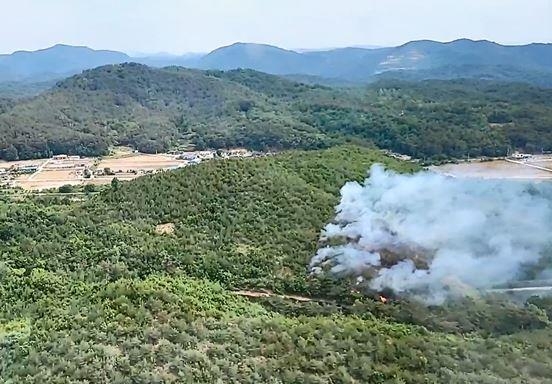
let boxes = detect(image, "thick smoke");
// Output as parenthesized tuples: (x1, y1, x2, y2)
(310, 164, 552, 303)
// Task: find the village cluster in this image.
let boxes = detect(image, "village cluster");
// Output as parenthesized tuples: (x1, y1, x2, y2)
(0, 148, 258, 190)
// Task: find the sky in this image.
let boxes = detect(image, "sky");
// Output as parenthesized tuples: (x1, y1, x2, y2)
(1, 0, 551, 54)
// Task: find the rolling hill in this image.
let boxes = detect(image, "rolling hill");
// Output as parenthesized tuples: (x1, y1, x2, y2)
(1, 64, 552, 161)
(1, 146, 551, 382)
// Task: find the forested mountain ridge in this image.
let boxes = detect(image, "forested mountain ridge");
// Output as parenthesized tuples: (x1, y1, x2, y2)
(199, 39, 552, 85)
(0, 64, 329, 159)
(0, 44, 129, 82)
(1, 64, 552, 161)
(1, 39, 551, 86)
(1, 146, 551, 382)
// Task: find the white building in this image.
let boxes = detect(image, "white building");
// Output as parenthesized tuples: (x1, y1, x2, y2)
(197, 151, 215, 160)
(511, 152, 532, 160)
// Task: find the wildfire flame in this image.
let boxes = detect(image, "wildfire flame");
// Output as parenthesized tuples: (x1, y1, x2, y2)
(379, 295, 388, 304)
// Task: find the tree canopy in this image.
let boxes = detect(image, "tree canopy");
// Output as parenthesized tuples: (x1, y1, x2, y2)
(1, 65, 552, 161)
(1, 147, 551, 382)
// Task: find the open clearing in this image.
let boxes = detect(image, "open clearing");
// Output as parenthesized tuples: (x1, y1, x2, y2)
(19, 170, 81, 190)
(97, 154, 186, 172)
(4, 152, 189, 190)
(0, 158, 49, 169)
(432, 157, 552, 180)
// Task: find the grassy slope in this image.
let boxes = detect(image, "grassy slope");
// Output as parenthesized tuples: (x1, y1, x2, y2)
(1, 146, 551, 382)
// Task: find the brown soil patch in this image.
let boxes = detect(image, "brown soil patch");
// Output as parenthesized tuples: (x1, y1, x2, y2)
(232, 290, 313, 302)
(98, 154, 186, 171)
(155, 223, 176, 235)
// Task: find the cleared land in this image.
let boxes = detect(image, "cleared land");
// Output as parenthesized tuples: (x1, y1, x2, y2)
(97, 154, 186, 172)
(19, 170, 81, 190)
(432, 157, 552, 180)
(3, 152, 190, 190)
(0, 158, 49, 169)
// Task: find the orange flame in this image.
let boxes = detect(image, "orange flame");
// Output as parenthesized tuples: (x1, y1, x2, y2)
(379, 295, 388, 304)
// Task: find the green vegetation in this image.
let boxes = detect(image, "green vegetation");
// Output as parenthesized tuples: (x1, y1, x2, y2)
(0, 80, 55, 99)
(1, 64, 552, 161)
(1, 147, 551, 382)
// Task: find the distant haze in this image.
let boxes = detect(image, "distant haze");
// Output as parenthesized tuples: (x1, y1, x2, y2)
(1, 0, 551, 54)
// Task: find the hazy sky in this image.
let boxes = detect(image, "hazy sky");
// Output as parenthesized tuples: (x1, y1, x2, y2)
(2, 0, 551, 54)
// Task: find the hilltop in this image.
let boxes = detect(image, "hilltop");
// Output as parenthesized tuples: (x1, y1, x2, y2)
(0, 64, 329, 159)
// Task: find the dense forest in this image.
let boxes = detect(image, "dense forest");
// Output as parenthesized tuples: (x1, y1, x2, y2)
(1, 147, 551, 382)
(1, 64, 552, 161)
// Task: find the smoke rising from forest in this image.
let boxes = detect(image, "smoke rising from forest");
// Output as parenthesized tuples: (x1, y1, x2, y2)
(310, 165, 552, 303)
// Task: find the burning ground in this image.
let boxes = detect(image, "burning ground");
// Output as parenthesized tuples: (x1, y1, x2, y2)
(310, 164, 552, 303)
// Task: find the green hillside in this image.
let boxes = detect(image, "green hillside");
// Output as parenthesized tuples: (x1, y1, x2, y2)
(1, 65, 552, 162)
(1, 147, 551, 382)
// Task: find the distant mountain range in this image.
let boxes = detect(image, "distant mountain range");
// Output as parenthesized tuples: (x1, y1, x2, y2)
(1, 39, 551, 87)
(0, 44, 129, 82)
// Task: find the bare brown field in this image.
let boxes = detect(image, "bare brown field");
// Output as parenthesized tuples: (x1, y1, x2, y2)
(44, 159, 94, 170)
(3, 148, 253, 190)
(433, 160, 552, 180)
(97, 154, 186, 171)
(0, 158, 48, 171)
(88, 175, 138, 185)
(2, 152, 187, 190)
(16, 170, 83, 190)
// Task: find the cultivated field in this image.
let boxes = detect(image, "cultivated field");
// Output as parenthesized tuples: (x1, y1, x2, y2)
(0, 158, 49, 169)
(3, 152, 190, 190)
(20, 170, 81, 190)
(97, 154, 186, 171)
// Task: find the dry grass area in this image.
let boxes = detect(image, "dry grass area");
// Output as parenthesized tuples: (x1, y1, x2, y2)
(4, 151, 188, 190)
(0, 158, 48, 171)
(44, 159, 94, 170)
(155, 223, 176, 235)
(89, 175, 137, 184)
(433, 160, 552, 180)
(97, 154, 186, 171)
(16, 170, 82, 190)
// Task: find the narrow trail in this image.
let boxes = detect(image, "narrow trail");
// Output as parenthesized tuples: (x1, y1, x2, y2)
(486, 286, 552, 293)
(232, 290, 317, 303)
(28, 158, 51, 180)
(505, 158, 552, 173)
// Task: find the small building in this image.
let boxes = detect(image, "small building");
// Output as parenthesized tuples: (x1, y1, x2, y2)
(53, 154, 68, 160)
(18, 165, 39, 174)
(197, 151, 215, 160)
(222, 148, 252, 158)
(178, 152, 198, 161)
(68, 155, 81, 160)
(510, 152, 532, 160)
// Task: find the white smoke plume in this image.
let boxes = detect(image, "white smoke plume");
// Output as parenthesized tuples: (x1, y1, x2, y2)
(310, 164, 552, 303)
